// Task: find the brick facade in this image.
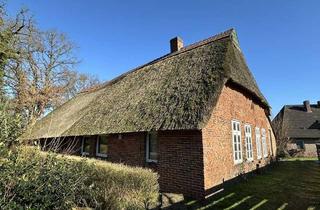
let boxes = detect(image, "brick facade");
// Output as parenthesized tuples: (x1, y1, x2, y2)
(157, 130, 204, 198)
(202, 83, 277, 193)
(106, 131, 205, 198)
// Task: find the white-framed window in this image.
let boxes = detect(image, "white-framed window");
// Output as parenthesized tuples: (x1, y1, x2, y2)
(261, 128, 268, 158)
(244, 124, 253, 161)
(269, 129, 274, 156)
(231, 120, 242, 164)
(255, 127, 262, 159)
(146, 132, 158, 163)
(96, 135, 108, 157)
(81, 137, 91, 156)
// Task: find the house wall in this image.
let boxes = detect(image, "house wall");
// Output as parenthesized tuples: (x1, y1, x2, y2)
(202, 83, 277, 194)
(106, 130, 205, 198)
(157, 130, 205, 198)
(107, 133, 147, 166)
(287, 139, 320, 157)
(39, 136, 82, 155)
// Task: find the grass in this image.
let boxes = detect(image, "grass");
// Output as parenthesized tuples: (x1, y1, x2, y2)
(163, 159, 320, 210)
(282, 157, 318, 161)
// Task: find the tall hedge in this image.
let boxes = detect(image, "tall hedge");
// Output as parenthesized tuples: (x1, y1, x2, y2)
(62, 153, 160, 210)
(0, 146, 159, 209)
(0, 103, 23, 146)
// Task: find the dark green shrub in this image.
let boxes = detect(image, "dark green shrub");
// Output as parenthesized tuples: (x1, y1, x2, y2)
(0, 102, 23, 146)
(0, 146, 97, 209)
(0, 146, 159, 210)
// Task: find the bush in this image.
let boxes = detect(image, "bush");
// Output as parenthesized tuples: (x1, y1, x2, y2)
(0, 103, 23, 146)
(61, 153, 160, 210)
(0, 146, 159, 209)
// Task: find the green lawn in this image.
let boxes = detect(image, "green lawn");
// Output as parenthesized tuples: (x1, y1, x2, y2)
(164, 159, 320, 210)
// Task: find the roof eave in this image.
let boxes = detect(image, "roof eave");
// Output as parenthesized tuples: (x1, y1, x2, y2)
(227, 79, 270, 113)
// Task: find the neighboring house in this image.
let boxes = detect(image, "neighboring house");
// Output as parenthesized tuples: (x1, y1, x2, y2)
(21, 29, 277, 199)
(272, 100, 320, 157)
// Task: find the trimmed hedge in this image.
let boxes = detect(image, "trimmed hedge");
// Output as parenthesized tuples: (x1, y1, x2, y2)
(61, 153, 160, 210)
(0, 146, 159, 209)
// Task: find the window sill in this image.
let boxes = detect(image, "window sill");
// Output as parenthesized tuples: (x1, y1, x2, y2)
(146, 160, 158, 164)
(234, 160, 243, 165)
(96, 153, 108, 158)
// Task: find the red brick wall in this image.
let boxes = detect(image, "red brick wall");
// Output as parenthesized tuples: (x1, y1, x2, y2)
(157, 130, 205, 198)
(107, 133, 146, 166)
(104, 131, 205, 198)
(202, 83, 277, 193)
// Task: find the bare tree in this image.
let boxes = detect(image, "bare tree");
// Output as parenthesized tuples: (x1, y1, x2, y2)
(272, 111, 290, 157)
(61, 70, 101, 101)
(4, 26, 78, 124)
(0, 5, 30, 101)
(1, 4, 101, 126)
(4, 25, 100, 125)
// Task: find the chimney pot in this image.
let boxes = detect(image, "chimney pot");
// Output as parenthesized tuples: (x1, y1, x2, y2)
(303, 100, 312, 112)
(170, 37, 183, 53)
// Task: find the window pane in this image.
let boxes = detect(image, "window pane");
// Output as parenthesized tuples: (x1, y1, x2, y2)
(148, 132, 158, 161)
(256, 127, 261, 158)
(296, 141, 304, 149)
(83, 138, 91, 154)
(150, 152, 158, 161)
(98, 136, 108, 154)
(149, 134, 156, 152)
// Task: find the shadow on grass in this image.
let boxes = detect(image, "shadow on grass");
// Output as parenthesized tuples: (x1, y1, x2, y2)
(161, 160, 320, 210)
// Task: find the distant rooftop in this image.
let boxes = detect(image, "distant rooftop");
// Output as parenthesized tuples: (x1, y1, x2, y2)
(275, 100, 320, 139)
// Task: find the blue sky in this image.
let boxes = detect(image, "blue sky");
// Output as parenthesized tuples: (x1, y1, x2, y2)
(7, 0, 320, 117)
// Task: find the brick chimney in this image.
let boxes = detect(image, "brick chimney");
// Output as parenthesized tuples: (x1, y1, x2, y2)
(170, 37, 183, 53)
(303, 100, 312, 112)
(317, 101, 320, 108)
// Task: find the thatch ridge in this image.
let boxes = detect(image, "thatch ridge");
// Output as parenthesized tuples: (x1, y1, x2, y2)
(21, 29, 269, 140)
(80, 29, 236, 94)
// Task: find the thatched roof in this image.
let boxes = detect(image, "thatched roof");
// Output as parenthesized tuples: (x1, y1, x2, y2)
(21, 29, 269, 140)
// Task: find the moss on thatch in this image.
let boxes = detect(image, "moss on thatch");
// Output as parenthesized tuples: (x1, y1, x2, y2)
(21, 29, 269, 140)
